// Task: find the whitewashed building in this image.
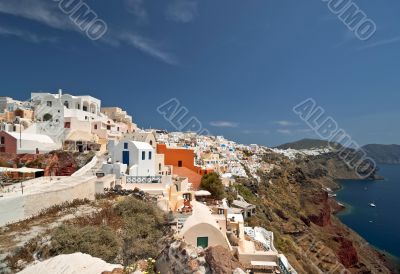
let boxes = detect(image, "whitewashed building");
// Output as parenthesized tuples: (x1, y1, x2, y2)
(30, 90, 104, 143)
(108, 140, 155, 176)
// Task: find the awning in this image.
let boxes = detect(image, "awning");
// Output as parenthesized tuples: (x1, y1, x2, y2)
(194, 190, 211, 196)
(0, 167, 43, 173)
(66, 130, 98, 142)
(0, 167, 19, 172)
(250, 261, 277, 267)
(17, 167, 44, 173)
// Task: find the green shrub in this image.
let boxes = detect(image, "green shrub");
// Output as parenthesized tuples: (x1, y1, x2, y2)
(115, 197, 166, 226)
(233, 183, 257, 204)
(114, 197, 168, 265)
(200, 172, 224, 200)
(51, 224, 120, 262)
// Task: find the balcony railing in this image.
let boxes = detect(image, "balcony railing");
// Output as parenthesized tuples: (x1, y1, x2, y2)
(126, 176, 162, 184)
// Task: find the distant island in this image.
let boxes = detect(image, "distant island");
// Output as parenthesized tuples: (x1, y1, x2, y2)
(362, 144, 400, 164)
(277, 138, 400, 165)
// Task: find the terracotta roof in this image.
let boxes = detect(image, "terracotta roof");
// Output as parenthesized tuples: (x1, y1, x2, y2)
(173, 166, 202, 190)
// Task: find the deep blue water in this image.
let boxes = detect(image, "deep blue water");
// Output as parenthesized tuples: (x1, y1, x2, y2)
(337, 165, 400, 259)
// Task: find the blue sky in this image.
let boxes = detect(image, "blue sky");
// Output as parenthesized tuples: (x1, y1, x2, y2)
(0, 0, 399, 147)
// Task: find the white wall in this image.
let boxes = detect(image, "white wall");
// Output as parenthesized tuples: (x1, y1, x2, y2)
(0, 176, 97, 226)
(182, 223, 231, 249)
(16, 138, 61, 154)
(0, 196, 24, 226)
(72, 155, 98, 177)
(101, 162, 127, 179)
(111, 141, 155, 176)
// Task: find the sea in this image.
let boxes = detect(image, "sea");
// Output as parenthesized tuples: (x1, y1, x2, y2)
(337, 164, 400, 261)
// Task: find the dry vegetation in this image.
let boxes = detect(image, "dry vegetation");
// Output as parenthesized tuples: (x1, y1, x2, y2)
(2, 195, 172, 273)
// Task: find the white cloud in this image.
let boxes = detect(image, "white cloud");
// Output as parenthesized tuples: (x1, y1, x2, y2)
(0, 25, 56, 43)
(118, 32, 178, 65)
(357, 36, 400, 50)
(242, 129, 270, 135)
(209, 121, 239, 128)
(297, 128, 312, 133)
(166, 0, 197, 23)
(276, 128, 313, 135)
(277, 129, 292, 135)
(274, 120, 299, 127)
(0, 0, 177, 65)
(0, 0, 75, 30)
(125, 0, 148, 24)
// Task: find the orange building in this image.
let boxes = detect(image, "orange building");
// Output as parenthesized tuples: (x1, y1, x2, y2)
(157, 144, 213, 189)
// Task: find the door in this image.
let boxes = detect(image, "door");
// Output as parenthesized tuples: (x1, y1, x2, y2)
(122, 151, 130, 166)
(178, 160, 183, 167)
(197, 237, 208, 248)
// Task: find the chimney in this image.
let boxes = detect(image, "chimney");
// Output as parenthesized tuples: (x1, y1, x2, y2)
(58, 89, 62, 97)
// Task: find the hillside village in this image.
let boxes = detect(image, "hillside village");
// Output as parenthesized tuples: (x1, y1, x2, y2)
(3, 90, 387, 274)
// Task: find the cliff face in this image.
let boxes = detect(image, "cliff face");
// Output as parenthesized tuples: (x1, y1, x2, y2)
(245, 152, 397, 274)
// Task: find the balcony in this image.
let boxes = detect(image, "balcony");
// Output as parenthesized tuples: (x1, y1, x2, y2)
(126, 176, 162, 184)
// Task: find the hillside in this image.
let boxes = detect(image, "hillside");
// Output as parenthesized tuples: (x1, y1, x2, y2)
(362, 144, 400, 164)
(276, 138, 342, 150)
(244, 150, 398, 273)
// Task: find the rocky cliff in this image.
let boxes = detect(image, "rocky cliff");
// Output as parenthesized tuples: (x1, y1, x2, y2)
(243, 150, 399, 274)
(156, 241, 245, 274)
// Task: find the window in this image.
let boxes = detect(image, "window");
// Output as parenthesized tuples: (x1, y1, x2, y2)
(47, 101, 52, 107)
(0, 147, 5, 152)
(178, 160, 183, 167)
(142, 151, 145, 160)
(0, 136, 4, 145)
(64, 122, 71, 129)
(150, 140, 153, 146)
(94, 124, 98, 130)
(183, 193, 191, 201)
(124, 142, 128, 149)
(64, 101, 69, 108)
(148, 151, 152, 160)
(159, 163, 162, 171)
(106, 125, 111, 130)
